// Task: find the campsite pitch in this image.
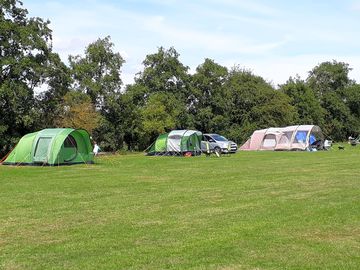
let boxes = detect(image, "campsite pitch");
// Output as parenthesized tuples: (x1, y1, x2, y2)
(1, 148, 359, 269)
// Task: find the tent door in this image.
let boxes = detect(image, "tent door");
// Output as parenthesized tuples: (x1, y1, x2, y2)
(63, 135, 78, 162)
(33, 137, 52, 162)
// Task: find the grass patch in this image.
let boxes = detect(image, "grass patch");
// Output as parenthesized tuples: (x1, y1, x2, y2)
(1, 147, 360, 269)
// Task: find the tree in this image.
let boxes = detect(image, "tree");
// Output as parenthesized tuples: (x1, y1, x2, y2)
(321, 92, 355, 140)
(344, 84, 360, 118)
(135, 47, 190, 101)
(69, 36, 124, 108)
(126, 47, 193, 149)
(56, 91, 101, 134)
(307, 61, 356, 140)
(36, 53, 72, 128)
(190, 59, 230, 133)
(307, 60, 354, 98)
(343, 84, 360, 137)
(0, 0, 53, 155)
(69, 36, 126, 151)
(92, 92, 135, 152)
(118, 84, 149, 151)
(281, 76, 325, 126)
(225, 67, 297, 143)
(140, 92, 184, 141)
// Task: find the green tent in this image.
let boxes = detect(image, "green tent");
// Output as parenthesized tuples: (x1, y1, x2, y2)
(147, 130, 202, 156)
(2, 128, 94, 166)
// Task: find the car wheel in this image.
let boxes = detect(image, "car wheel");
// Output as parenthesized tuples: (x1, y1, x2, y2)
(214, 146, 221, 154)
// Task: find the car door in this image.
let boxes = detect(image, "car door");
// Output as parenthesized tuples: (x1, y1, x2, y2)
(205, 135, 219, 149)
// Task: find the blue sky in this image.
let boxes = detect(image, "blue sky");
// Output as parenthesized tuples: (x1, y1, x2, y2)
(26, 0, 360, 87)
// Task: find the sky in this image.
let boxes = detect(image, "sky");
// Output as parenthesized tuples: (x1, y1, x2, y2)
(26, 0, 360, 88)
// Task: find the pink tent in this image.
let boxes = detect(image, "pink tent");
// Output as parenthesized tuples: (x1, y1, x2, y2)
(240, 125, 324, 151)
(240, 128, 282, 151)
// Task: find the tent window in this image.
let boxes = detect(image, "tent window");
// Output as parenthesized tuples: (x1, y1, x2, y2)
(279, 131, 293, 144)
(309, 134, 316, 145)
(34, 137, 52, 158)
(294, 131, 308, 143)
(262, 134, 277, 147)
(168, 135, 182, 140)
(64, 135, 77, 148)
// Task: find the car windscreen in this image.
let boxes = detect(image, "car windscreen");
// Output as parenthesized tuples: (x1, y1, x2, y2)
(211, 134, 228, 141)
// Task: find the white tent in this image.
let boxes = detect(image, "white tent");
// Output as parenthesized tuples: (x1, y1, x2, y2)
(146, 130, 203, 156)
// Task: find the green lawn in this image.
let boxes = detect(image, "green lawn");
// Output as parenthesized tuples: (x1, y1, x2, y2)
(1, 147, 360, 269)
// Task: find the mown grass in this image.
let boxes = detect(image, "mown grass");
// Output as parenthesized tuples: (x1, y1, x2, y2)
(0, 146, 359, 269)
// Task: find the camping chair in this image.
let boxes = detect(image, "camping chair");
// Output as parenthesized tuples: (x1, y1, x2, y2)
(223, 142, 232, 157)
(349, 135, 360, 146)
(323, 140, 332, 150)
(204, 141, 221, 157)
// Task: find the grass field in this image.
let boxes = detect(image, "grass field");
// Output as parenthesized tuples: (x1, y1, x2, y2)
(1, 146, 360, 269)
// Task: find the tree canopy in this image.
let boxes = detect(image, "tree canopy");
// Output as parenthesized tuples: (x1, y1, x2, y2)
(0, 0, 54, 154)
(69, 36, 125, 108)
(1, 0, 360, 156)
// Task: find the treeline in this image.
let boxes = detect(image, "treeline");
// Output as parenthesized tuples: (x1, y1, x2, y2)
(1, 0, 360, 156)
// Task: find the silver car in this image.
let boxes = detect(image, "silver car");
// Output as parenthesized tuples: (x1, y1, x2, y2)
(202, 133, 238, 154)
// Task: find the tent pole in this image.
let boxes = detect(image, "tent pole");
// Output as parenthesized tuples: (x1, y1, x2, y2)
(16, 152, 30, 167)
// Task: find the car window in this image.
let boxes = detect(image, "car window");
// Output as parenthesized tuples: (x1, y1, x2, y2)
(203, 135, 214, 142)
(211, 134, 228, 141)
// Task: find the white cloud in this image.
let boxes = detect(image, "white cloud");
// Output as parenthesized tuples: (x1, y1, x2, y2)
(221, 54, 360, 87)
(25, 1, 287, 61)
(25, 0, 360, 89)
(142, 15, 288, 54)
